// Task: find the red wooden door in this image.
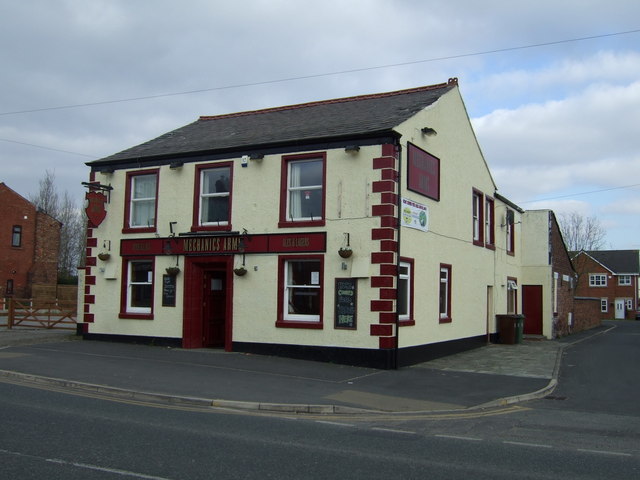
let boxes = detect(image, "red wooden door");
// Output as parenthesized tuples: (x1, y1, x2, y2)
(522, 285, 543, 335)
(203, 270, 226, 347)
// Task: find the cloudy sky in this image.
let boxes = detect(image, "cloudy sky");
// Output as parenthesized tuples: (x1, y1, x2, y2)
(1, 0, 639, 249)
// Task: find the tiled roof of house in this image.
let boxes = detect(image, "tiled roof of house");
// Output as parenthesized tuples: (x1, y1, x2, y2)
(584, 250, 640, 274)
(90, 79, 457, 165)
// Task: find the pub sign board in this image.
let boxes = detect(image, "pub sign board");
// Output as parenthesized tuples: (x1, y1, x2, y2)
(407, 142, 440, 201)
(121, 232, 326, 257)
(335, 278, 357, 330)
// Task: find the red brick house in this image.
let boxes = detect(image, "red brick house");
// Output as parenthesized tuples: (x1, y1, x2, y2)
(572, 250, 640, 320)
(0, 183, 61, 299)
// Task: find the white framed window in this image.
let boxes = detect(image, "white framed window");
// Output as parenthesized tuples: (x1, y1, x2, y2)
(126, 260, 153, 314)
(600, 298, 608, 313)
(129, 173, 157, 228)
(507, 278, 518, 314)
(626, 299, 634, 310)
(485, 196, 495, 247)
(199, 166, 231, 226)
(618, 275, 632, 286)
(280, 257, 323, 324)
(287, 159, 323, 221)
(589, 274, 607, 287)
(398, 261, 411, 321)
(439, 264, 452, 322)
(280, 153, 326, 227)
(472, 190, 483, 244)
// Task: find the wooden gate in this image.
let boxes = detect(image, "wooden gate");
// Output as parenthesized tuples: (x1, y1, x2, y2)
(1, 298, 77, 330)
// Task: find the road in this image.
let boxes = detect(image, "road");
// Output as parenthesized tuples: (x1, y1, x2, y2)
(1, 321, 639, 479)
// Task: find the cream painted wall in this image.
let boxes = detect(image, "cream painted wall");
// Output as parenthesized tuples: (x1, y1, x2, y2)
(392, 88, 506, 346)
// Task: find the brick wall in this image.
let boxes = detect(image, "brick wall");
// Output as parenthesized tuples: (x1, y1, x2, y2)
(572, 297, 602, 332)
(573, 253, 637, 320)
(550, 212, 576, 337)
(0, 183, 61, 298)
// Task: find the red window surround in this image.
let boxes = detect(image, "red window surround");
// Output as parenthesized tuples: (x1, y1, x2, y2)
(191, 161, 234, 232)
(119, 256, 155, 320)
(472, 188, 484, 247)
(276, 254, 324, 329)
(278, 152, 326, 228)
(122, 169, 159, 234)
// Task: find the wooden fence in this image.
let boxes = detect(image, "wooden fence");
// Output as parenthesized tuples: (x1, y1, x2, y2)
(0, 298, 77, 330)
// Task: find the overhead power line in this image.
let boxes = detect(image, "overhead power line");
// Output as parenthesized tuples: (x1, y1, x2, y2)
(517, 183, 640, 204)
(0, 137, 95, 158)
(1, 28, 639, 117)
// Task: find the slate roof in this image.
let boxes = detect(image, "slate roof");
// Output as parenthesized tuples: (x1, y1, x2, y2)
(90, 79, 457, 166)
(582, 250, 640, 274)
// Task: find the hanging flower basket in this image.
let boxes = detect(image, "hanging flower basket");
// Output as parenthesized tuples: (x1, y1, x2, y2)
(166, 266, 181, 276)
(97, 253, 111, 261)
(234, 267, 248, 276)
(338, 248, 353, 258)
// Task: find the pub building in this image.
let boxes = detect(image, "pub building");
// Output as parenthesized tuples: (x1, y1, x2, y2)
(80, 79, 575, 368)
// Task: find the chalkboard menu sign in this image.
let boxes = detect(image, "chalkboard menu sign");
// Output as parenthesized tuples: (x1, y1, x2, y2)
(162, 274, 177, 307)
(335, 278, 357, 329)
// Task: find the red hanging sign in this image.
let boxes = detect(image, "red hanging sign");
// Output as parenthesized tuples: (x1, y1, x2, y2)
(85, 191, 108, 227)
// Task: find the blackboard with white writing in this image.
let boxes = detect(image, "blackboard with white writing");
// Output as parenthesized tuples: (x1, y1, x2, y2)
(162, 274, 177, 307)
(335, 278, 357, 329)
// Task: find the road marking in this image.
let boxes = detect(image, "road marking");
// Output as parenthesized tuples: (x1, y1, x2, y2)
(371, 427, 417, 435)
(577, 448, 632, 457)
(0, 448, 174, 479)
(434, 434, 482, 442)
(503, 441, 552, 449)
(315, 420, 355, 428)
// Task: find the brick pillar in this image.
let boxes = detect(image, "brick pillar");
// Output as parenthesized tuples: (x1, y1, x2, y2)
(369, 144, 399, 349)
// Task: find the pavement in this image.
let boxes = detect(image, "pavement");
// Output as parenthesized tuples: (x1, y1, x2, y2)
(0, 326, 607, 415)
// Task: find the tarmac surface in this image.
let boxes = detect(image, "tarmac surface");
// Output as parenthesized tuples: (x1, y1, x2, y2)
(0, 326, 606, 414)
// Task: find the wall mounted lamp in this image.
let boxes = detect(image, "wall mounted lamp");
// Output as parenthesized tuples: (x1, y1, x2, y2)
(345, 145, 360, 153)
(100, 168, 115, 175)
(249, 153, 264, 161)
(421, 127, 437, 136)
(169, 161, 184, 169)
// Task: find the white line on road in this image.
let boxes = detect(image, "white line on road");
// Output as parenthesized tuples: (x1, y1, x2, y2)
(503, 441, 552, 449)
(0, 448, 174, 480)
(577, 449, 632, 457)
(371, 427, 417, 435)
(315, 420, 356, 428)
(434, 434, 482, 442)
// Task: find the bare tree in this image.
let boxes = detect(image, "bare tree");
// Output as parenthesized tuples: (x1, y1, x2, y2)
(30, 170, 85, 281)
(558, 211, 607, 252)
(30, 169, 59, 216)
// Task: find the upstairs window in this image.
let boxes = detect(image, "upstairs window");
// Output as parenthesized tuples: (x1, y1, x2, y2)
(194, 163, 232, 231)
(589, 274, 607, 287)
(506, 209, 515, 255)
(618, 275, 632, 286)
(124, 170, 158, 232)
(279, 153, 325, 227)
(472, 190, 483, 246)
(11, 225, 22, 247)
(485, 197, 495, 248)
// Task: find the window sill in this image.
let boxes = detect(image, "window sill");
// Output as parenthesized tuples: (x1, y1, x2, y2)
(276, 320, 323, 329)
(473, 240, 484, 247)
(485, 244, 496, 251)
(399, 319, 415, 327)
(119, 312, 154, 320)
(191, 224, 232, 232)
(439, 316, 452, 324)
(278, 220, 325, 229)
(507, 251, 515, 257)
(122, 227, 156, 234)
